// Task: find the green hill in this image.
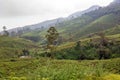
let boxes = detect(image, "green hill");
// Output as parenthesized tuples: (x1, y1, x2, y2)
(0, 36, 38, 59)
(0, 0, 120, 79)
(76, 13, 120, 37)
(105, 25, 120, 35)
(21, 2, 120, 43)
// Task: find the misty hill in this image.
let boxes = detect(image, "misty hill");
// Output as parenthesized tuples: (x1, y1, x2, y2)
(54, 0, 120, 39)
(19, 0, 120, 43)
(6, 5, 101, 35)
(67, 5, 101, 19)
(113, 0, 120, 3)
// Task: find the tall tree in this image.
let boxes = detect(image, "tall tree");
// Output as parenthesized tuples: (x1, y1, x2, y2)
(3, 26, 6, 31)
(45, 27, 59, 58)
(97, 32, 110, 59)
(97, 32, 108, 46)
(3, 26, 9, 36)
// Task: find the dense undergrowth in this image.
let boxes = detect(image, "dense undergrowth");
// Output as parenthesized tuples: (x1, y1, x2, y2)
(39, 34, 120, 60)
(0, 58, 120, 80)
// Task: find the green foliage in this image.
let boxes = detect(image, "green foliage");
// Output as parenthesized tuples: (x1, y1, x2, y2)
(46, 27, 59, 45)
(0, 3, 120, 80)
(105, 25, 120, 35)
(0, 36, 38, 58)
(21, 36, 42, 42)
(41, 33, 120, 60)
(0, 58, 120, 80)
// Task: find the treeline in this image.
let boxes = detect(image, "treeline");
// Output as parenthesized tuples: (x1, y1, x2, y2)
(40, 32, 120, 60)
(52, 40, 120, 60)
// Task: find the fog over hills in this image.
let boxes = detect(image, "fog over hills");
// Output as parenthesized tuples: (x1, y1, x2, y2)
(17, 0, 120, 42)
(6, 5, 101, 33)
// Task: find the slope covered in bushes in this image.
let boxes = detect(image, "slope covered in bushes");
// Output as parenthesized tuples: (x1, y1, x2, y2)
(0, 36, 38, 58)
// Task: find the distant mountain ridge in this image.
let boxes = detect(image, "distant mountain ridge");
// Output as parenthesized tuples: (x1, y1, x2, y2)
(5, 0, 120, 39)
(67, 5, 101, 19)
(6, 5, 101, 35)
(20, 0, 120, 42)
(114, 0, 120, 3)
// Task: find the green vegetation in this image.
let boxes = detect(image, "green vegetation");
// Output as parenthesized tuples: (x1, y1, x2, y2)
(0, 58, 120, 80)
(39, 33, 120, 60)
(0, 36, 38, 59)
(1, 34, 120, 80)
(20, 2, 120, 43)
(0, 1, 120, 79)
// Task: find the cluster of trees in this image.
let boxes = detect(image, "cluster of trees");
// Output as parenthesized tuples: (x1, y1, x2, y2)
(52, 40, 119, 60)
(40, 27, 120, 60)
(1, 25, 119, 60)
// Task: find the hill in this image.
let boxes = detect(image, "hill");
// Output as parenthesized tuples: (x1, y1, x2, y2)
(19, 0, 120, 43)
(0, 0, 120, 79)
(0, 36, 38, 59)
(55, 0, 120, 40)
(67, 5, 101, 19)
(6, 5, 101, 37)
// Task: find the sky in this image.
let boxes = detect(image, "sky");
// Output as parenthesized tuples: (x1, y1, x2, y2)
(0, 0, 113, 31)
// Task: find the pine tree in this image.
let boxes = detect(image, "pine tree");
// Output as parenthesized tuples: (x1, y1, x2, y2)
(45, 27, 59, 58)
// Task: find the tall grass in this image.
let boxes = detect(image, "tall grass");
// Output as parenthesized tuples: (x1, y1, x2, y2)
(0, 58, 120, 80)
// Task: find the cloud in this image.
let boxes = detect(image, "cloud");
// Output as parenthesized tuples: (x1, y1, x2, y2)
(0, 0, 113, 17)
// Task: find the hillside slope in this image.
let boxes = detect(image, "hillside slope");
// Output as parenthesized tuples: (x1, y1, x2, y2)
(75, 13, 120, 37)
(0, 36, 38, 58)
(20, 0, 120, 43)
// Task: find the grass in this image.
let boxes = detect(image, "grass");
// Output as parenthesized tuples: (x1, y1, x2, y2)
(0, 36, 38, 58)
(0, 58, 120, 80)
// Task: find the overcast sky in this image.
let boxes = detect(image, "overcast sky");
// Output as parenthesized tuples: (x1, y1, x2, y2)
(0, 0, 113, 31)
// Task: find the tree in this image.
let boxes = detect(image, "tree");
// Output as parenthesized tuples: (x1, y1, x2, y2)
(97, 32, 108, 46)
(3, 26, 6, 31)
(45, 27, 59, 58)
(97, 32, 110, 59)
(75, 41, 81, 50)
(97, 44, 110, 59)
(74, 41, 86, 60)
(22, 48, 30, 56)
(3, 26, 9, 36)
